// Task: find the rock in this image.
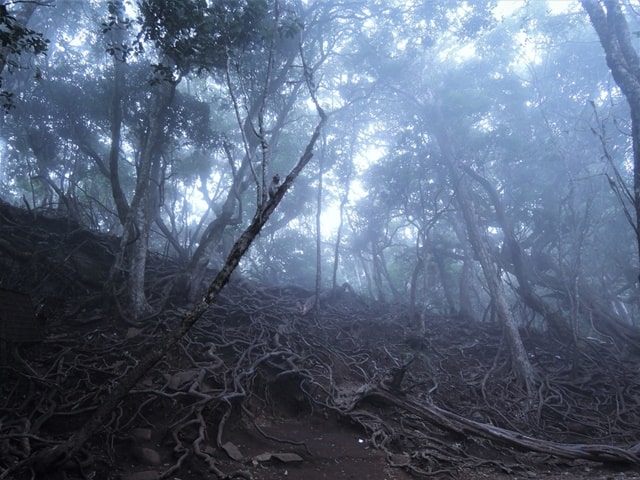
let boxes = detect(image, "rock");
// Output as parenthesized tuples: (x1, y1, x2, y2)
(253, 452, 303, 463)
(222, 441, 243, 461)
(271, 452, 303, 463)
(254, 452, 273, 462)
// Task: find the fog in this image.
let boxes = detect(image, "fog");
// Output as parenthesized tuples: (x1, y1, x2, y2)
(2, 1, 640, 477)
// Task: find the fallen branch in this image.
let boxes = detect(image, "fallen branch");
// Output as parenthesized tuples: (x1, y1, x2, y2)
(358, 387, 640, 465)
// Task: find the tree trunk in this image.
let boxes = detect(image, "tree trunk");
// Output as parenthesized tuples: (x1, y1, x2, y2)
(459, 254, 475, 319)
(313, 139, 324, 321)
(434, 252, 456, 315)
(371, 246, 386, 302)
(378, 249, 401, 301)
(106, 4, 130, 225)
(581, 0, 640, 281)
(116, 71, 176, 320)
(359, 253, 375, 298)
(463, 166, 572, 339)
(408, 254, 424, 331)
(453, 176, 536, 398)
(450, 215, 477, 320)
(29, 109, 327, 474)
(435, 125, 536, 398)
(331, 193, 347, 289)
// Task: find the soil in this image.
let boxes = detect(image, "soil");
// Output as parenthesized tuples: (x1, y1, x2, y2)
(1, 204, 640, 479)
(4, 287, 638, 480)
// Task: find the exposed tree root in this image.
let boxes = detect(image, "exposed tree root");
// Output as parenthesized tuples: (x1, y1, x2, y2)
(2, 201, 640, 478)
(352, 387, 640, 465)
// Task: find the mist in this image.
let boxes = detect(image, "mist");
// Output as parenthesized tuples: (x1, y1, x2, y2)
(1, 1, 640, 478)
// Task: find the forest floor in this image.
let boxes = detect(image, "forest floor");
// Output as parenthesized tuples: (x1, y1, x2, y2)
(1, 203, 640, 479)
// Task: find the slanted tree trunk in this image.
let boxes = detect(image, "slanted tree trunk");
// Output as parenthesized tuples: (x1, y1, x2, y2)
(453, 173, 536, 398)
(29, 108, 327, 474)
(435, 124, 536, 398)
(463, 166, 572, 340)
(581, 0, 640, 282)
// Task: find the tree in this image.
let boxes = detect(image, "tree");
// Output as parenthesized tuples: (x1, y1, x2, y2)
(108, 0, 274, 318)
(581, 0, 640, 282)
(183, 14, 305, 299)
(31, 101, 327, 472)
(0, 1, 49, 111)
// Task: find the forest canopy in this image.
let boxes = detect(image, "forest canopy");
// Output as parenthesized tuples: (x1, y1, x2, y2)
(4, 0, 640, 478)
(1, 0, 636, 321)
(1, 0, 639, 346)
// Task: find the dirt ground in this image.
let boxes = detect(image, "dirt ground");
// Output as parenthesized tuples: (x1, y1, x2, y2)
(1, 202, 640, 479)
(5, 282, 634, 480)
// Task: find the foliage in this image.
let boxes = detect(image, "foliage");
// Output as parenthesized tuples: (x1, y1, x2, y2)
(0, 0, 637, 331)
(0, 3, 49, 111)
(137, 0, 270, 74)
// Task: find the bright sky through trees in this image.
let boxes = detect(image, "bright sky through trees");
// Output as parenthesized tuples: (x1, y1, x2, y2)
(0, 0, 636, 307)
(495, 0, 581, 17)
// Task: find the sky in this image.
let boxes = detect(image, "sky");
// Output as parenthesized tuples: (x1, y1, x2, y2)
(494, 0, 581, 17)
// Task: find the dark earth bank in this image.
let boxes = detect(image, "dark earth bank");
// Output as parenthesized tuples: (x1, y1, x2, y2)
(1, 203, 640, 479)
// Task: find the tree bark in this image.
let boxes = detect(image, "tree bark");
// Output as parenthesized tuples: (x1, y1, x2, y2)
(331, 191, 348, 289)
(408, 253, 425, 332)
(434, 251, 456, 314)
(313, 138, 325, 321)
(452, 216, 477, 321)
(356, 387, 640, 465)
